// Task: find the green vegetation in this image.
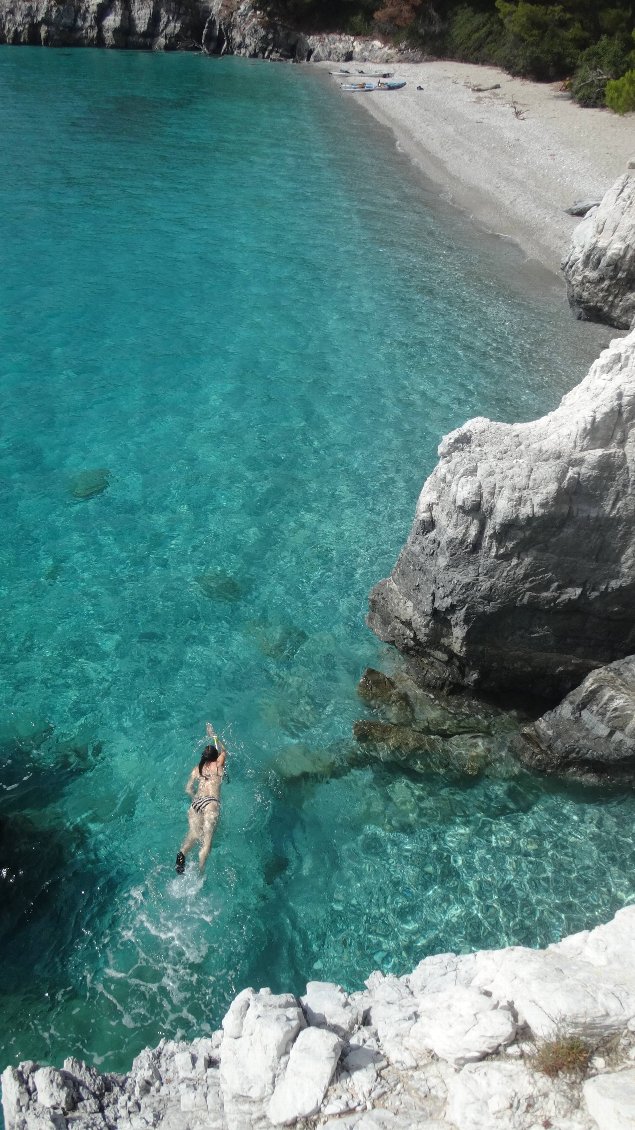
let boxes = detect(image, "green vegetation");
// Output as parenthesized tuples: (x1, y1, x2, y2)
(606, 65, 635, 110)
(266, 0, 634, 109)
(530, 1034, 592, 1078)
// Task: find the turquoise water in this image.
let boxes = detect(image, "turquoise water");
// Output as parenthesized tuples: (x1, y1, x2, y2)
(0, 47, 633, 1075)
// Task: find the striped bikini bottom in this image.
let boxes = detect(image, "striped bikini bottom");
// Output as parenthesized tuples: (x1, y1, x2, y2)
(191, 796, 220, 815)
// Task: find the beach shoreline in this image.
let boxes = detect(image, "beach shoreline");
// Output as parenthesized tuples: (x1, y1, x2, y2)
(317, 60, 634, 276)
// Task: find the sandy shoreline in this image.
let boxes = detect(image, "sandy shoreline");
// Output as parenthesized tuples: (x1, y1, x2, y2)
(318, 60, 634, 275)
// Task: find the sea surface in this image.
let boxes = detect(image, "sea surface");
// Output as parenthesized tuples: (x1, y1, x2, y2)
(1, 47, 633, 1076)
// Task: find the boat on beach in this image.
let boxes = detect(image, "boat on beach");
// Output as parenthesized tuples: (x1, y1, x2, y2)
(341, 79, 406, 92)
(328, 70, 394, 77)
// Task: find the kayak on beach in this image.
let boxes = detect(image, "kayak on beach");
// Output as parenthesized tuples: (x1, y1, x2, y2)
(341, 80, 406, 92)
(329, 70, 395, 78)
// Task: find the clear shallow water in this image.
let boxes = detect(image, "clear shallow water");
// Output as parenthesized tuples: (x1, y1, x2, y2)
(0, 47, 633, 1074)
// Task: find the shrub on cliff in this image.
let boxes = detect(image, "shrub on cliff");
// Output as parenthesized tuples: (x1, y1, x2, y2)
(570, 35, 634, 106)
(605, 66, 635, 111)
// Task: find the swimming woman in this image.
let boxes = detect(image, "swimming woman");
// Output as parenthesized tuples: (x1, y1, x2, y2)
(176, 723, 226, 874)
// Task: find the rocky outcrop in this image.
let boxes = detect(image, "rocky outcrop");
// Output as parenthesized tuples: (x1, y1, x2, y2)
(0, 0, 219, 50)
(304, 33, 401, 64)
(522, 653, 635, 782)
(0, 0, 400, 57)
(3, 906, 635, 1129)
(368, 330, 635, 701)
(562, 174, 635, 330)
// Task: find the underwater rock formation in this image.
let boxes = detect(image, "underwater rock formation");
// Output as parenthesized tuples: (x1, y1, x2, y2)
(522, 653, 635, 784)
(368, 330, 635, 701)
(68, 468, 109, 500)
(562, 173, 635, 330)
(3, 906, 635, 1128)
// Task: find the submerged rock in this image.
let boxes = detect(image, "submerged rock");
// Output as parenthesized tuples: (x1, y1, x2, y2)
(353, 719, 444, 757)
(273, 742, 339, 781)
(248, 618, 308, 662)
(522, 654, 635, 783)
(562, 173, 635, 330)
(368, 330, 635, 700)
(357, 667, 414, 725)
(68, 467, 109, 500)
(195, 570, 245, 602)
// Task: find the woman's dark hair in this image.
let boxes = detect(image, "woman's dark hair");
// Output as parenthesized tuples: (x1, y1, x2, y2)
(198, 745, 219, 774)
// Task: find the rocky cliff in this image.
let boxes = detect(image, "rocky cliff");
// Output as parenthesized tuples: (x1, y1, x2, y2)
(522, 653, 635, 783)
(368, 329, 635, 701)
(0, 0, 398, 56)
(3, 906, 635, 1130)
(562, 173, 635, 331)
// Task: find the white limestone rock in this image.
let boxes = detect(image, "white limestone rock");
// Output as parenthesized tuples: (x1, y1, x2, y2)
(32, 1069, 77, 1112)
(447, 1060, 594, 1130)
(407, 986, 516, 1066)
(266, 1026, 342, 1124)
(562, 174, 635, 330)
(368, 330, 635, 703)
(469, 909, 635, 1040)
(222, 988, 256, 1040)
(219, 988, 305, 1126)
(405, 952, 478, 996)
(323, 1114, 445, 1129)
(364, 973, 418, 1068)
(4, 909, 635, 1130)
(301, 980, 363, 1038)
(584, 1067, 635, 1129)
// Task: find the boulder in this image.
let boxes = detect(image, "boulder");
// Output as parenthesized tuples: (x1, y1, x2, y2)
(368, 330, 635, 700)
(301, 981, 363, 1038)
(522, 654, 635, 781)
(584, 1068, 635, 1130)
(33, 1068, 77, 1112)
(406, 987, 516, 1067)
(562, 173, 635, 329)
(266, 1027, 342, 1125)
(565, 199, 602, 217)
(219, 988, 305, 1111)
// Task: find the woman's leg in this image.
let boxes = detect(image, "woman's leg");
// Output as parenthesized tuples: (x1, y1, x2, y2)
(180, 808, 202, 857)
(199, 807, 219, 871)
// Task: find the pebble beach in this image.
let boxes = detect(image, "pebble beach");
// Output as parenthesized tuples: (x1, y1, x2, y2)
(321, 60, 635, 274)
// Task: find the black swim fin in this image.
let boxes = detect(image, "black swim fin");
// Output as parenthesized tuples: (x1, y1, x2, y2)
(175, 851, 185, 874)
